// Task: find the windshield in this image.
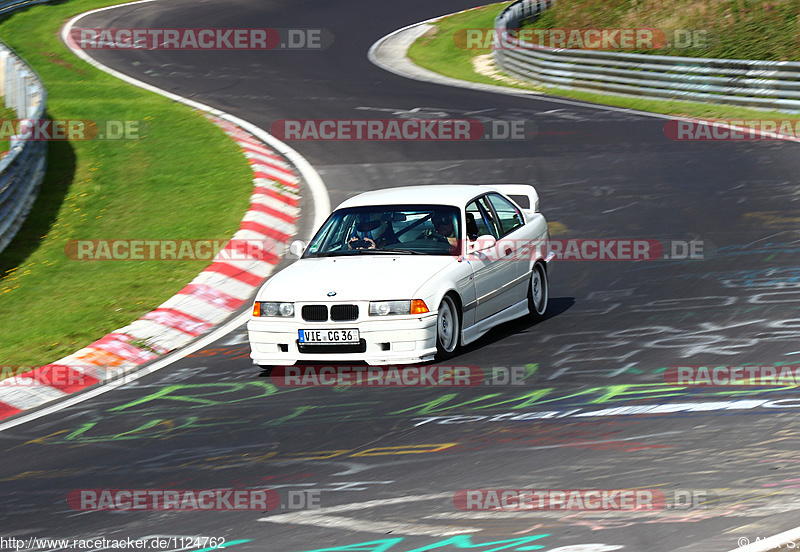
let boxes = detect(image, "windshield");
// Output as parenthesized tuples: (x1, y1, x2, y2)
(304, 204, 462, 257)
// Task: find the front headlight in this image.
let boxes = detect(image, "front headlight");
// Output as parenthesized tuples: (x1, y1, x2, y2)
(369, 300, 429, 316)
(254, 301, 295, 317)
(369, 300, 410, 316)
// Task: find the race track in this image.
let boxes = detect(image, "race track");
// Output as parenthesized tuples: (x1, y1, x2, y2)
(2, 1, 800, 551)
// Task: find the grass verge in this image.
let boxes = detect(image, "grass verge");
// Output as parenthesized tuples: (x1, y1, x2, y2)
(407, 2, 800, 122)
(0, 105, 16, 155)
(0, 0, 254, 367)
(526, 0, 800, 61)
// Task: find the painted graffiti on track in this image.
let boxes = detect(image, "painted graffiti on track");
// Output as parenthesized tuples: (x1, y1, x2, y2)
(18, 378, 800, 446)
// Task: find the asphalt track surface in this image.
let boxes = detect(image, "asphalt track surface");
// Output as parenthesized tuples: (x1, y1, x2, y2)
(2, 1, 800, 551)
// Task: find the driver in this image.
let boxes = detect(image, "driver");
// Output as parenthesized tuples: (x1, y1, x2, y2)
(348, 213, 391, 250)
(432, 213, 458, 247)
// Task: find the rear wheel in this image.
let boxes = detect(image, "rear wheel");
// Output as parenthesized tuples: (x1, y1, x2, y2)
(435, 294, 461, 359)
(527, 262, 548, 320)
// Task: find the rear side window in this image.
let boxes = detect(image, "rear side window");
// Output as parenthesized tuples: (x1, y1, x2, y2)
(487, 193, 524, 236)
(466, 198, 499, 239)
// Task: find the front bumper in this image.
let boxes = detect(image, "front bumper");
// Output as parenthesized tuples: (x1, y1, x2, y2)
(248, 310, 439, 366)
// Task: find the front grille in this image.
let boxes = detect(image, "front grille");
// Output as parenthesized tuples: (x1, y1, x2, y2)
(302, 305, 328, 322)
(330, 304, 358, 321)
(297, 339, 367, 354)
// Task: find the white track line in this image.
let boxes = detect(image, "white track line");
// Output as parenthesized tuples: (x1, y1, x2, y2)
(61, 0, 330, 232)
(259, 493, 482, 536)
(728, 528, 800, 552)
(0, 0, 331, 432)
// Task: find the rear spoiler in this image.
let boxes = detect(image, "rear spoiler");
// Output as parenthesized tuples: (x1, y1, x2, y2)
(487, 184, 540, 213)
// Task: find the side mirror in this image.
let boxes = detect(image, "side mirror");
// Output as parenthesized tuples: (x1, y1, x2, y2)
(289, 240, 307, 258)
(467, 235, 496, 254)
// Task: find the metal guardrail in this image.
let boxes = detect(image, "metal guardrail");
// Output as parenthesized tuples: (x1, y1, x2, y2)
(0, 0, 51, 16)
(0, 1, 48, 255)
(493, 0, 800, 111)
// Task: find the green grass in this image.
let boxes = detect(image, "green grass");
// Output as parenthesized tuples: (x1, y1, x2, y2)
(526, 0, 800, 61)
(409, 4, 515, 87)
(0, 0, 254, 367)
(408, 2, 800, 121)
(0, 105, 15, 155)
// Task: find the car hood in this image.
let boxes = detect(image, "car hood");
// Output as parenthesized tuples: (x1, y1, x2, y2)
(257, 255, 454, 302)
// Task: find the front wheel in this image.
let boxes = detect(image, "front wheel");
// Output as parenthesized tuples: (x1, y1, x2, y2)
(435, 294, 461, 359)
(527, 262, 549, 320)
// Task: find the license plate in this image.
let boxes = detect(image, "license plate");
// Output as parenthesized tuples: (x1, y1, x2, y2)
(299, 329, 360, 344)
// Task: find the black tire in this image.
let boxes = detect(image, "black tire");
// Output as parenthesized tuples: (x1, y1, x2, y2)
(257, 365, 274, 376)
(527, 262, 549, 320)
(435, 294, 461, 360)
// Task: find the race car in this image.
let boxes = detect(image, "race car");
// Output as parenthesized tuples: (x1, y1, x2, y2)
(248, 184, 553, 366)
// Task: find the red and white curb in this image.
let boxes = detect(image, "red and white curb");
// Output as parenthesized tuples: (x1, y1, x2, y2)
(0, 0, 329, 423)
(0, 118, 300, 420)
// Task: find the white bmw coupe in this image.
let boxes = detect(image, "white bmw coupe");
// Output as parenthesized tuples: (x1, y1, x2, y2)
(248, 184, 553, 366)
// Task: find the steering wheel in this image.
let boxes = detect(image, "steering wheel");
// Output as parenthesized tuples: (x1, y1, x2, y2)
(422, 230, 449, 244)
(349, 237, 375, 250)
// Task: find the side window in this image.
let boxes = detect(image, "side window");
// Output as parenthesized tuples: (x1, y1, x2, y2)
(487, 193, 524, 236)
(466, 201, 489, 239)
(466, 198, 500, 239)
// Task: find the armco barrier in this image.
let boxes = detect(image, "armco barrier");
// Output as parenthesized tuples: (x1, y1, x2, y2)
(493, 0, 800, 111)
(0, 0, 52, 16)
(0, 2, 48, 255)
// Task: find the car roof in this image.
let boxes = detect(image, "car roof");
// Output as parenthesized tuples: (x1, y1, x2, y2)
(336, 185, 499, 210)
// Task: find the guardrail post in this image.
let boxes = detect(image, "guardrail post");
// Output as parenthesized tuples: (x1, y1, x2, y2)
(5, 56, 15, 110)
(16, 68, 27, 118)
(0, 50, 6, 99)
